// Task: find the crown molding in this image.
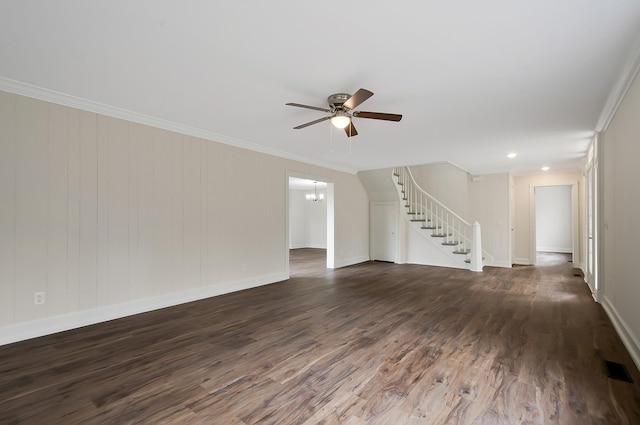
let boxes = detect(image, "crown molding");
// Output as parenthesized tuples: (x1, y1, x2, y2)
(596, 30, 640, 132)
(0, 77, 358, 175)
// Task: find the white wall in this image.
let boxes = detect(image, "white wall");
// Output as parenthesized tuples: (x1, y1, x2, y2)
(289, 188, 327, 249)
(535, 185, 572, 253)
(601, 68, 640, 369)
(0, 90, 369, 344)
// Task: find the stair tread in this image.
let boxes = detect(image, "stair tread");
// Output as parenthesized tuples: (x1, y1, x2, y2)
(441, 241, 461, 246)
(453, 249, 471, 254)
(431, 233, 451, 238)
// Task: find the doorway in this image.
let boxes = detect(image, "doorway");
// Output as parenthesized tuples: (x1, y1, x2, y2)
(530, 183, 579, 265)
(287, 175, 334, 276)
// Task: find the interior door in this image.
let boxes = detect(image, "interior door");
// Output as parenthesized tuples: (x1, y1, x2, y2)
(372, 202, 397, 262)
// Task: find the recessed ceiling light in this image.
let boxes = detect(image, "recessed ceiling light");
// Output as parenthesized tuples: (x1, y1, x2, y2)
(506, 153, 517, 159)
(541, 166, 550, 171)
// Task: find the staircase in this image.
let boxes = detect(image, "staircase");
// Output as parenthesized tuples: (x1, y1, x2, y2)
(392, 167, 485, 271)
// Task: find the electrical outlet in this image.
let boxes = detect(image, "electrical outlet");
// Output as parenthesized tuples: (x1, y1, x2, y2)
(34, 291, 45, 305)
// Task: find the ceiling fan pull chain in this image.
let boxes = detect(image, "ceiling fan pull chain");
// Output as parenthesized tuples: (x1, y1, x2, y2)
(330, 120, 333, 152)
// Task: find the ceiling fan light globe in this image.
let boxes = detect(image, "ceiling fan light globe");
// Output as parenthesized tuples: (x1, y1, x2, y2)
(331, 115, 351, 129)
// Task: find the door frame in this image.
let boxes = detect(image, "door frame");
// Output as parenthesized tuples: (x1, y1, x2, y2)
(370, 201, 398, 263)
(286, 172, 335, 276)
(529, 182, 579, 265)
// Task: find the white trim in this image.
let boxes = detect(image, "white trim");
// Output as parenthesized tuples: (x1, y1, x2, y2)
(536, 247, 573, 253)
(596, 30, 640, 132)
(513, 257, 532, 265)
(0, 272, 287, 347)
(487, 260, 512, 268)
(0, 77, 358, 175)
(601, 295, 640, 372)
(286, 172, 335, 270)
(529, 182, 579, 266)
(289, 244, 327, 249)
(333, 255, 370, 269)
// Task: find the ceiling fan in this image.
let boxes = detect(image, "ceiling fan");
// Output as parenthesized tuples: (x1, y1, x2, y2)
(286, 88, 402, 137)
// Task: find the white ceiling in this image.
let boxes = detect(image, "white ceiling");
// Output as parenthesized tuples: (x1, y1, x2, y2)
(1, 1, 639, 175)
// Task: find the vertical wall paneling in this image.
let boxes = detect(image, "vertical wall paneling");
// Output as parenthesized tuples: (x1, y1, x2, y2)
(215, 143, 231, 282)
(78, 110, 98, 309)
(250, 151, 266, 275)
(199, 137, 209, 287)
(106, 117, 130, 304)
(14, 97, 48, 322)
(0, 90, 371, 342)
(153, 128, 173, 295)
(205, 140, 219, 284)
(137, 125, 155, 296)
(47, 104, 69, 316)
(66, 109, 81, 311)
(96, 116, 109, 306)
(231, 147, 250, 279)
(127, 123, 139, 299)
(183, 136, 202, 290)
(171, 133, 185, 291)
(0, 92, 16, 325)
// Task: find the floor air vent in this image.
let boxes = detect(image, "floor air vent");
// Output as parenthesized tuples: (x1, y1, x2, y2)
(604, 360, 633, 383)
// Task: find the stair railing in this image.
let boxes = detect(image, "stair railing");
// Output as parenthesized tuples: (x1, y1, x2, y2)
(393, 166, 483, 271)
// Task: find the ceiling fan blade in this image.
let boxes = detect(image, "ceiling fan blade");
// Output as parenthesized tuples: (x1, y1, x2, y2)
(344, 121, 358, 137)
(343, 88, 374, 110)
(354, 111, 403, 122)
(293, 116, 331, 129)
(286, 102, 331, 113)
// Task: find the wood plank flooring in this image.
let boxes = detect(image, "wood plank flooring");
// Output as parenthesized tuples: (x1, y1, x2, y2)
(1, 249, 639, 424)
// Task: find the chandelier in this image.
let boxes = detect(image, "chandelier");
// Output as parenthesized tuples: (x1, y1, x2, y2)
(306, 182, 324, 202)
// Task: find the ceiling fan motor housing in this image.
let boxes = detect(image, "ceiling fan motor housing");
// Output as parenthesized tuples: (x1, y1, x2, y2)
(328, 93, 351, 111)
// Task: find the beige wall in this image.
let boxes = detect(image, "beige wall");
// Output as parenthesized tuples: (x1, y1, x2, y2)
(468, 173, 511, 267)
(410, 163, 470, 221)
(513, 172, 584, 267)
(0, 90, 369, 342)
(601, 68, 640, 367)
(410, 163, 511, 267)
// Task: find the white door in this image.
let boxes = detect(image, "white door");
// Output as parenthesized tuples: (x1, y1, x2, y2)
(372, 202, 397, 262)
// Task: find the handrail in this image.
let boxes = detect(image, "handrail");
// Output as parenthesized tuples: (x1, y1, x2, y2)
(393, 166, 484, 271)
(404, 167, 470, 227)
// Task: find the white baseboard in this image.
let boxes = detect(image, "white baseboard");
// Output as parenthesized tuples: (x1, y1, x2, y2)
(537, 247, 572, 253)
(513, 257, 531, 265)
(333, 255, 370, 269)
(0, 272, 288, 347)
(601, 295, 640, 372)
(487, 259, 512, 268)
(290, 244, 327, 249)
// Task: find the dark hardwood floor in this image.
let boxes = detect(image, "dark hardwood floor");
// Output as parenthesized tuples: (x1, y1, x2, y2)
(1, 249, 639, 424)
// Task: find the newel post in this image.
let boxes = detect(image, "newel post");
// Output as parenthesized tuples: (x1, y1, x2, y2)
(470, 221, 483, 272)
